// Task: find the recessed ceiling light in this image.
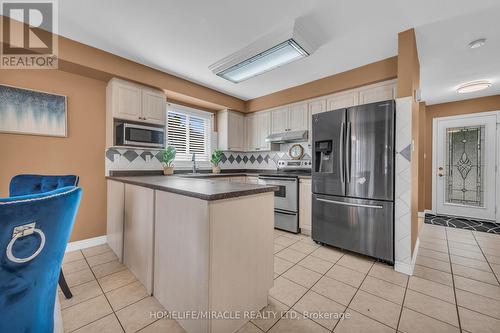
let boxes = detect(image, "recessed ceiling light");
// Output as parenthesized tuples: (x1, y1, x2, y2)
(456, 80, 491, 93)
(468, 38, 486, 49)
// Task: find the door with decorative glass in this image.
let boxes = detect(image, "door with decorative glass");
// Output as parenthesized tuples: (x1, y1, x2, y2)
(435, 114, 497, 221)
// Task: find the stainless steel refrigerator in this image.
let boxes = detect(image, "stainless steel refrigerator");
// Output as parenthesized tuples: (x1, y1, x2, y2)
(312, 100, 395, 263)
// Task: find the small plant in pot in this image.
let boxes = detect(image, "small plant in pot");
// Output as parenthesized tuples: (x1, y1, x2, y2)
(211, 149, 223, 174)
(161, 146, 176, 175)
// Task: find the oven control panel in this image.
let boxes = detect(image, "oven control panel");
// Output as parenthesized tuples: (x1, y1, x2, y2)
(277, 159, 312, 170)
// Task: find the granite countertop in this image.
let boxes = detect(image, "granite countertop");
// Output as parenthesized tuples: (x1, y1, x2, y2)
(109, 169, 312, 179)
(107, 175, 278, 201)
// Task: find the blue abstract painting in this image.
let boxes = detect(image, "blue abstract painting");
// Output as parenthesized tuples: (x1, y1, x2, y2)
(0, 84, 67, 137)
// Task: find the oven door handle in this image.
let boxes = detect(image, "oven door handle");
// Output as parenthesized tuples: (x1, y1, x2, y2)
(275, 209, 297, 216)
(258, 177, 297, 182)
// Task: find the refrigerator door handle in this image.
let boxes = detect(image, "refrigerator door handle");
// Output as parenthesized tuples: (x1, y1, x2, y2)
(316, 197, 384, 209)
(339, 122, 345, 183)
(346, 122, 352, 183)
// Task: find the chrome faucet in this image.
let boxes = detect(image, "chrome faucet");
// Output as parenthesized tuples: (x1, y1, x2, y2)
(192, 153, 197, 173)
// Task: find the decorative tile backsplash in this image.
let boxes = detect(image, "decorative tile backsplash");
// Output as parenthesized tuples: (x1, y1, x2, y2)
(105, 142, 312, 175)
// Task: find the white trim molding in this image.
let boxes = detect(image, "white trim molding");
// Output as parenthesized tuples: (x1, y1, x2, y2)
(65, 235, 107, 253)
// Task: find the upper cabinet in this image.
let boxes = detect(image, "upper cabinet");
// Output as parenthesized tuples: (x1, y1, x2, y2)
(245, 111, 274, 151)
(358, 82, 396, 105)
(107, 78, 166, 126)
(271, 107, 289, 133)
(218, 110, 246, 151)
(326, 91, 358, 111)
(270, 103, 308, 134)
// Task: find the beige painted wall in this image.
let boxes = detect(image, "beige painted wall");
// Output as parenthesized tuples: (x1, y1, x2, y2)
(424, 94, 500, 210)
(0, 70, 107, 242)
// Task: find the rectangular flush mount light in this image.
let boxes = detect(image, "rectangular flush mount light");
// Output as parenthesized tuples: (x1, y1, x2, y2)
(217, 39, 308, 83)
(210, 20, 319, 83)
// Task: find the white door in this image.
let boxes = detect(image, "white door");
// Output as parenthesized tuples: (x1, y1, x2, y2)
(115, 81, 142, 121)
(257, 111, 271, 150)
(435, 114, 497, 221)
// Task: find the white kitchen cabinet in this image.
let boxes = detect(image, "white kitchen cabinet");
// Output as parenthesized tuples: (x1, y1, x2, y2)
(307, 99, 327, 146)
(288, 102, 308, 131)
(299, 179, 312, 235)
(358, 83, 396, 105)
(107, 180, 124, 262)
(271, 107, 289, 134)
(271, 103, 308, 134)
(141, 88, 166, 125)
(123, 184, 155, 294)
(326, 90, 358, 110)
(245, 114, 258, 151)
(245, 111, 274, 151)
(107, 78, 166, 126)
(218, 109, 246, 151)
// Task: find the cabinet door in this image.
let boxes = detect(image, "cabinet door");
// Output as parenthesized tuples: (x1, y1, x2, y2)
(257, 111, 271, 150)
(307, 100, 326, 146)
(299, 179, 312, 234)
(228, 112, 246, 151)
(245, 114, 258, 151)
(288, 103, 308, 131)
(124, 184, 154, 294)
(107, 180, 124, 262)
(308, 99, 327, 115)
(326, 91, 358, 111)
(358, 84, 395, 104)
(114, 81, 142, 121)
(141, 89, 166, 125)
(271, 107, 288, 134)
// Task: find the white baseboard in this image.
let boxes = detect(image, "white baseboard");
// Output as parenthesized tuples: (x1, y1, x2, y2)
(417, 211, 425, 218)
(394, 238, 420, 276)
(424, 209, 434, 215)
(66, 235, 107, 252)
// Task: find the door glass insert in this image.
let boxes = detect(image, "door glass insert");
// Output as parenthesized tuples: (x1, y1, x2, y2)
(445, 125, 485, 207)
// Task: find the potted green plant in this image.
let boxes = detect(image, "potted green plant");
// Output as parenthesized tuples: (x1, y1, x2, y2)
(210, 149, 223, 174)
(161, 146, 176, 175)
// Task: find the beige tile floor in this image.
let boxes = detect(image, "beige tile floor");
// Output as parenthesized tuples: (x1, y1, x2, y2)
(61, 224, 500, 333)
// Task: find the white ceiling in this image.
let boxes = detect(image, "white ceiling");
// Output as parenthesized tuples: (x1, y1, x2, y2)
(51, 0, 500, 103)
(416, 7, 500, 104)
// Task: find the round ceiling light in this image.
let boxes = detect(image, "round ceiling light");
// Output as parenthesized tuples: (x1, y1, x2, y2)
(456, 80, 491, 94)
(468, 38, 486, 49)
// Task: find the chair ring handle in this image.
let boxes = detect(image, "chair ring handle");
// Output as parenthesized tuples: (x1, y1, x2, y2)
(6, 229, 46, 263)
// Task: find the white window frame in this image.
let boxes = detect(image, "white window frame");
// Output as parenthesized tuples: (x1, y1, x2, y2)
(166, 103, 214, 169)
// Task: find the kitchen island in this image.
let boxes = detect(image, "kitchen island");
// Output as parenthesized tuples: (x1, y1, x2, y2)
(106, 175, 276, 333)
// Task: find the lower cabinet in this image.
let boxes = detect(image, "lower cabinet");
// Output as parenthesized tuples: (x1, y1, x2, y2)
(299, 179, 312, 235)
(107, 180, 124, 262)
(123, 184, 155, 294)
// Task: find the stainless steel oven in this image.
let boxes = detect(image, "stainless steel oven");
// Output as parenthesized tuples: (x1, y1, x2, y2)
(115, 122, 165, 148)
(258, 176, 299, 233)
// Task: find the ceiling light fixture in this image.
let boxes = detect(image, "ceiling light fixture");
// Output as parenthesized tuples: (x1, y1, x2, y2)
(209, 20, 319, 83)
(468, 38, 486, 49)
(456, 80, 491, 94)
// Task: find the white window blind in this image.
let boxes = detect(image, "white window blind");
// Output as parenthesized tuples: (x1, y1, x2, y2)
(167, 104, 211, 162)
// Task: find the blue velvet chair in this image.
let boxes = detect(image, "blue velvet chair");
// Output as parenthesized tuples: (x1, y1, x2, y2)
(9, 174, 80, 299)
(0, 186, 82, 333)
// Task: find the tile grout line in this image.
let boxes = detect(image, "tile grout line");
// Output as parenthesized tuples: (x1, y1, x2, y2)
(471, 231, 500, 286)
(445, 228, 463, 332)
(395, 274, 410, 331)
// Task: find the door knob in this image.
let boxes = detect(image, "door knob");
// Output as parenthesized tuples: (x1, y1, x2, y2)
(437, 167, 444, 177)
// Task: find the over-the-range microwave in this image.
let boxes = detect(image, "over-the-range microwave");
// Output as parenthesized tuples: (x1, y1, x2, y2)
(115, 122, 165, 148)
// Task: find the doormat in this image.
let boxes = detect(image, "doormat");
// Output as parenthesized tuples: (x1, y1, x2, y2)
(425, 214, 500, 235)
